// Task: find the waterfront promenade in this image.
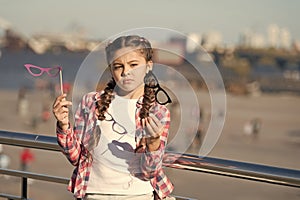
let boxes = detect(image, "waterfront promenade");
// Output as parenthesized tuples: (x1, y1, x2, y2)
(0, 88, 300, 199)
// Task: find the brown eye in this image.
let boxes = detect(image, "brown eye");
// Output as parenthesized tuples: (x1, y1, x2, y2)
(112, 64, 123, 71)
(130, 63, 138, 67)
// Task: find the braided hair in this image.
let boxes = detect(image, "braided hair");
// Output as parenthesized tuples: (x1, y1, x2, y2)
(96, 35, 155, 120)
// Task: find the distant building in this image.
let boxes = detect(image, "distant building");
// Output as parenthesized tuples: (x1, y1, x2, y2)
(292, 40, 300, 52)
(202, 31, 223, 51)
(251, 33, 265, 48)
(186, 33, 202, 53)
(0, 16, 12, 36)
(279, 27, 291, 49)
(267, 24, 291, 49)
(267, 24, 280, 48)
(239, 30, 265, 48)
(3, 29, 27, 50)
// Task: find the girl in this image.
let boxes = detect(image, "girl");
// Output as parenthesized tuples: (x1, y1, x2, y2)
(52, 35, 174, 200)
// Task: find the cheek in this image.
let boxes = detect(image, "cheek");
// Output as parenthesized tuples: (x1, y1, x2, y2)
(134, 66, 147, 77)
(111, 71, 121, 81)
(134, 68, 147, 83)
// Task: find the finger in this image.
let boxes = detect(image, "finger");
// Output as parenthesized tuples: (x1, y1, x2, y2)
(95, 108, 100, 118)
(145, 118, 157, 137)
(52, 105, 64, 116)
(135, 144, 145, 153)
(53, 99, 60, 109)
(56, 109, 69, 117)
(149, 113, 161, 126)
(53, 94, 71, 109)
(53, 103, 70, 121)
(148, 117, 164, 136)
(54, 107, 68, 117)
(53, 100, 72, 113)
(53, 94, 67, 107)
(141, 118, 145, 128)
(147, 117, 162, 133)
(59, 100, 72, 107)
(58, 93, 67, 100)
(58, 115, 68, 123)
(57, 113, 69, 124)
(140, 137, 146, 146)
(60, 106, 70, 112)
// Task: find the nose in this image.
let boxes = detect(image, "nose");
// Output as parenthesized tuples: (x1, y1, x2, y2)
(121, 65, 131, 76)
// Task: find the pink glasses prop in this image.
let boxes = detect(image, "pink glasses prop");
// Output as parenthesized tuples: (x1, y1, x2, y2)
(24, 64, 62, 77)
(24, 64, 64, 94)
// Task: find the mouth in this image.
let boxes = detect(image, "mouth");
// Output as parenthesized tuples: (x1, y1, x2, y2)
(122, 79, 134, 84)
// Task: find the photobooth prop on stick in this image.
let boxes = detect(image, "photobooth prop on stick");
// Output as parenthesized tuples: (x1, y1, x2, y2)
(24, 64, 64, 94)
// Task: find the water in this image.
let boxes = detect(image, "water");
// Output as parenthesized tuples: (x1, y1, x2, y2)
(1, 48, 299, 94)
(0, 48, 88, 90)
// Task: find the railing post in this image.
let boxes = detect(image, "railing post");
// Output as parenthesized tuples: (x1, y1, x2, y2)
(21, 177, 28, 200)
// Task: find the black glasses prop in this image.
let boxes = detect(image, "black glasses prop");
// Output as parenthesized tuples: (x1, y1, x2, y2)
(144, 70, 172, 105)
(104, 112, 127, 135)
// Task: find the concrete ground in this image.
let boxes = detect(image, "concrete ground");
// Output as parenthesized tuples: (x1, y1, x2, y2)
(1, 89, 300, 200)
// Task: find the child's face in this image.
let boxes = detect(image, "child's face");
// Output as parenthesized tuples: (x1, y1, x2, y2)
(110, 48, 152, 97)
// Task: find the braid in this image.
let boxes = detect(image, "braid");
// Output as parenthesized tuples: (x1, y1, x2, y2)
(96, 79, 116, 121)
(140, 85, 155, 119)
(140, 71, 156, 119)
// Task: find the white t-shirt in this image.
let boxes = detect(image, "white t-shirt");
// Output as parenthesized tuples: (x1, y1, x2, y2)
(86, 95, 153, 195)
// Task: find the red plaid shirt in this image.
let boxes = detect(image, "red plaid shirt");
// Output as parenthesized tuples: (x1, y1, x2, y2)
(56, 92, 174, 199)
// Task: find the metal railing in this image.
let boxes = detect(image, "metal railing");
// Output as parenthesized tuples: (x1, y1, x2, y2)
(1, 130, 300, 200)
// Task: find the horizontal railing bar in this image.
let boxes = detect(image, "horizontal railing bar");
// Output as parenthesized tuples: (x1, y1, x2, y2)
(164, 153, 300, 188)
(0, 130, 60, 151)
(172, 196, 197, 200)
(1, 130, 300, 189)
(0, 168, 191, 200)
(0, 193, 30, 200)
(0, 168, 69, 184)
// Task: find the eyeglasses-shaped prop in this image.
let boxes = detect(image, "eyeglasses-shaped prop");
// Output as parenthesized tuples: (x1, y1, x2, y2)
(24, 64, 64, 94)
(144, 71, 172, 105)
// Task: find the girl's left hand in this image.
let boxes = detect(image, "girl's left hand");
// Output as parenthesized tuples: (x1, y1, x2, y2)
(142, 113, 164, 151)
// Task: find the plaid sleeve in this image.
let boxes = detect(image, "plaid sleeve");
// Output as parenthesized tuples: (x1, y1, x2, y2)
(56, 93, 90, 166)
(138, 105, 170, 180)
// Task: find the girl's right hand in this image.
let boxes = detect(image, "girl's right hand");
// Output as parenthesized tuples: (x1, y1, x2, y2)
(52, 94, 72, 130)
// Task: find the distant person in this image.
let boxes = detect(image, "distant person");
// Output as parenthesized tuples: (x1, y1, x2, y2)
(243, 120, 253, 135)
(52, 35, 175, 199)
(20, 148, 34, 171)
(0, 145, 10, 168)
(190, 107, 205, 151)
(0, 144, 11, 179)
(251, 118, 262, 138)
(190, 124, 203, 151)
(17, 86, 29, 117)
(243, 118, 262, 139)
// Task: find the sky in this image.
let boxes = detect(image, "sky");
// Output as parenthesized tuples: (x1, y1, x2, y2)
(0, 0, 300, 45)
